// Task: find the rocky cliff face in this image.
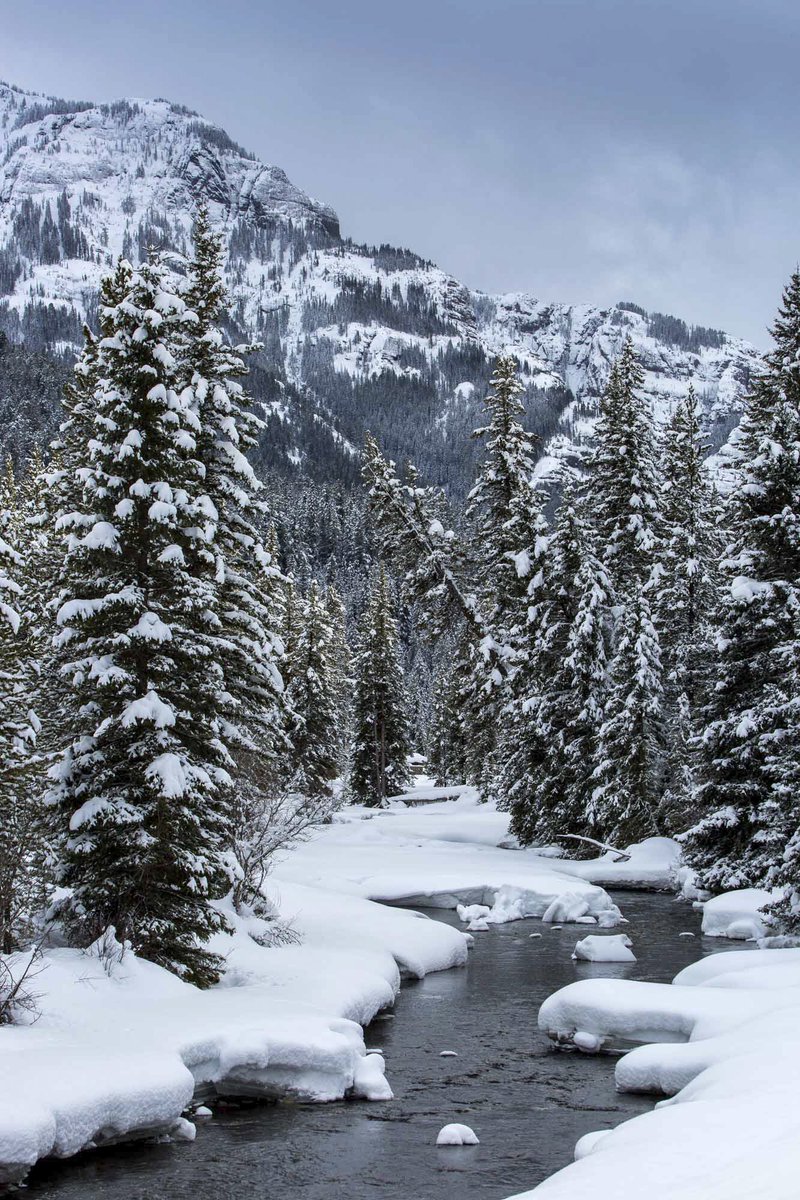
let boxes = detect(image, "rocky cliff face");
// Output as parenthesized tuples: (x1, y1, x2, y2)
(0, 80, 760, 486)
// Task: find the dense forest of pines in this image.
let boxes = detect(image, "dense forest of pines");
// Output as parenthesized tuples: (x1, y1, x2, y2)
(1, 212, 799, 1001)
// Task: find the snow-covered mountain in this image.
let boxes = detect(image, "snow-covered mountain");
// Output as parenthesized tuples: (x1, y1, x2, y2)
(0, 79, 761, 487)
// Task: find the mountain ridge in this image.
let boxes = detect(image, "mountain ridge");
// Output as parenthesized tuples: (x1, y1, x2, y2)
(0, 79, 761, 489)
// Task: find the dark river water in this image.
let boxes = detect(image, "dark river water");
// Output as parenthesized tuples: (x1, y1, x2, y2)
(27, 891, 747, 1200)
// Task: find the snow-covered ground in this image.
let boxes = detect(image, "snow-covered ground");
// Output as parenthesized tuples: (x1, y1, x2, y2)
(0, 787, 650, 1184)
(2, 788, 783, 1194)
(0, 878, 468, 1184)
(273, 792, 682, 915)
(518, 894, 800, 1200)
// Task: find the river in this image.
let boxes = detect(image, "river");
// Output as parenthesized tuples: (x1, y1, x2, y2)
(27, 890, 741, 1200)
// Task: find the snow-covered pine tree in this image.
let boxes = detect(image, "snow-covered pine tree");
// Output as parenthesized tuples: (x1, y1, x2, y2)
(428, 629, 472, 786)
(462, 355, 549, 792)
(49, 257, 233, 986)
(684, 270, 800, 898)
(592, 337, 661, 596)
(350, 566, 411, 806)
(285, 581, 342, 800)
(182, 207, 289, 799)
(504, 485, 611, 847)
(325, 584, 352, 777)
(592, 586, 666, 845)
(655, 385, 718, 829)
(0, 466, 42, 954)
(466, 354, 541, 631)
(588, 337, 667, 843)
(362, 434, 487, 641)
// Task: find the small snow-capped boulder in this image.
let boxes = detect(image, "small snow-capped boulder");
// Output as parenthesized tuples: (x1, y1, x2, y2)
(596, 908, 626, 928)
(542, 892, 590, 923)
(572, 934, 636, 963)
(353, 1053, 393, 1101)
(573, 1031, 604, 1053)
(193, 1105, 213, 1119)
(436, 1123, 479, 1146)
(467, 917, 490, 932)
(457, 903, 492, 924)
(170, 1117, 196, 1142)
(439, 1050, 458, 1057)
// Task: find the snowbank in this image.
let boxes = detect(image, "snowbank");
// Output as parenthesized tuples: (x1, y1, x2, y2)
(0, 881, 467, 1183)
(1, 790, 660, 1183)
(700, 887, 775, 940)
(511, 932, 800, 1199)
(278, 794, 626, 926)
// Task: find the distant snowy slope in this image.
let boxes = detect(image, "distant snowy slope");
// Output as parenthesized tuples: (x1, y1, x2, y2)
(0, 79, 761, 485)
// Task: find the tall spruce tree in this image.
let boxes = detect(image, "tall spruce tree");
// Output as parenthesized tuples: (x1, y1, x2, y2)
(0, 467, 42, 954)
(655, 385, 718, 829)
(463, 355, 548, 792)
(182, 208, 289, 798)
(684, 271, 800, 897)
(588, 337, 667, 843)
(350, 567, 411, 806)
(504, 485, 611, 847)
(593, 337, 661, 596)
(592, 587, 666, 844)
(286, 581, 344, 800)
(49, 258, 232, 985)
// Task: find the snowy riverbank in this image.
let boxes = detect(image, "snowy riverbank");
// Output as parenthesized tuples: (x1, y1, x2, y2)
(514, 886, 799, 1200)
(0, 790, 726, 1188)
(0, 788, 641, 1185)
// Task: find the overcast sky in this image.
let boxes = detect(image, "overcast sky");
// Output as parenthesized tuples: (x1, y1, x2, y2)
(2, 0, 798, 345)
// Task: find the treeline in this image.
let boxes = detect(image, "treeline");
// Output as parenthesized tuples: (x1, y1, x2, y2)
(365, 271, 800, 933)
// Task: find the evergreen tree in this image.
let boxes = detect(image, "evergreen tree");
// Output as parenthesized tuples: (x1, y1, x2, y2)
(49, 258, 232, 986)
(684, 271, 800, 897)
(593, 587, 666, 845)
(286, 581, 344, 800)
(350, 567, 411, 805)
(592, 337, 660, 597)
(463, 355, 548, 792)
(0, 466, 42, 954)
(655, 385, 718, 828)
(505, 486, 611, 846)
(325, 584, 352, 777)
(182, 208, 289, 801)
(586, 338, 667, 843)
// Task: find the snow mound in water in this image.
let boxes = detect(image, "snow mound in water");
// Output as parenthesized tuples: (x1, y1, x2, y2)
(572, 934, 636, 963)
(437, 1123, 479, 1146)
